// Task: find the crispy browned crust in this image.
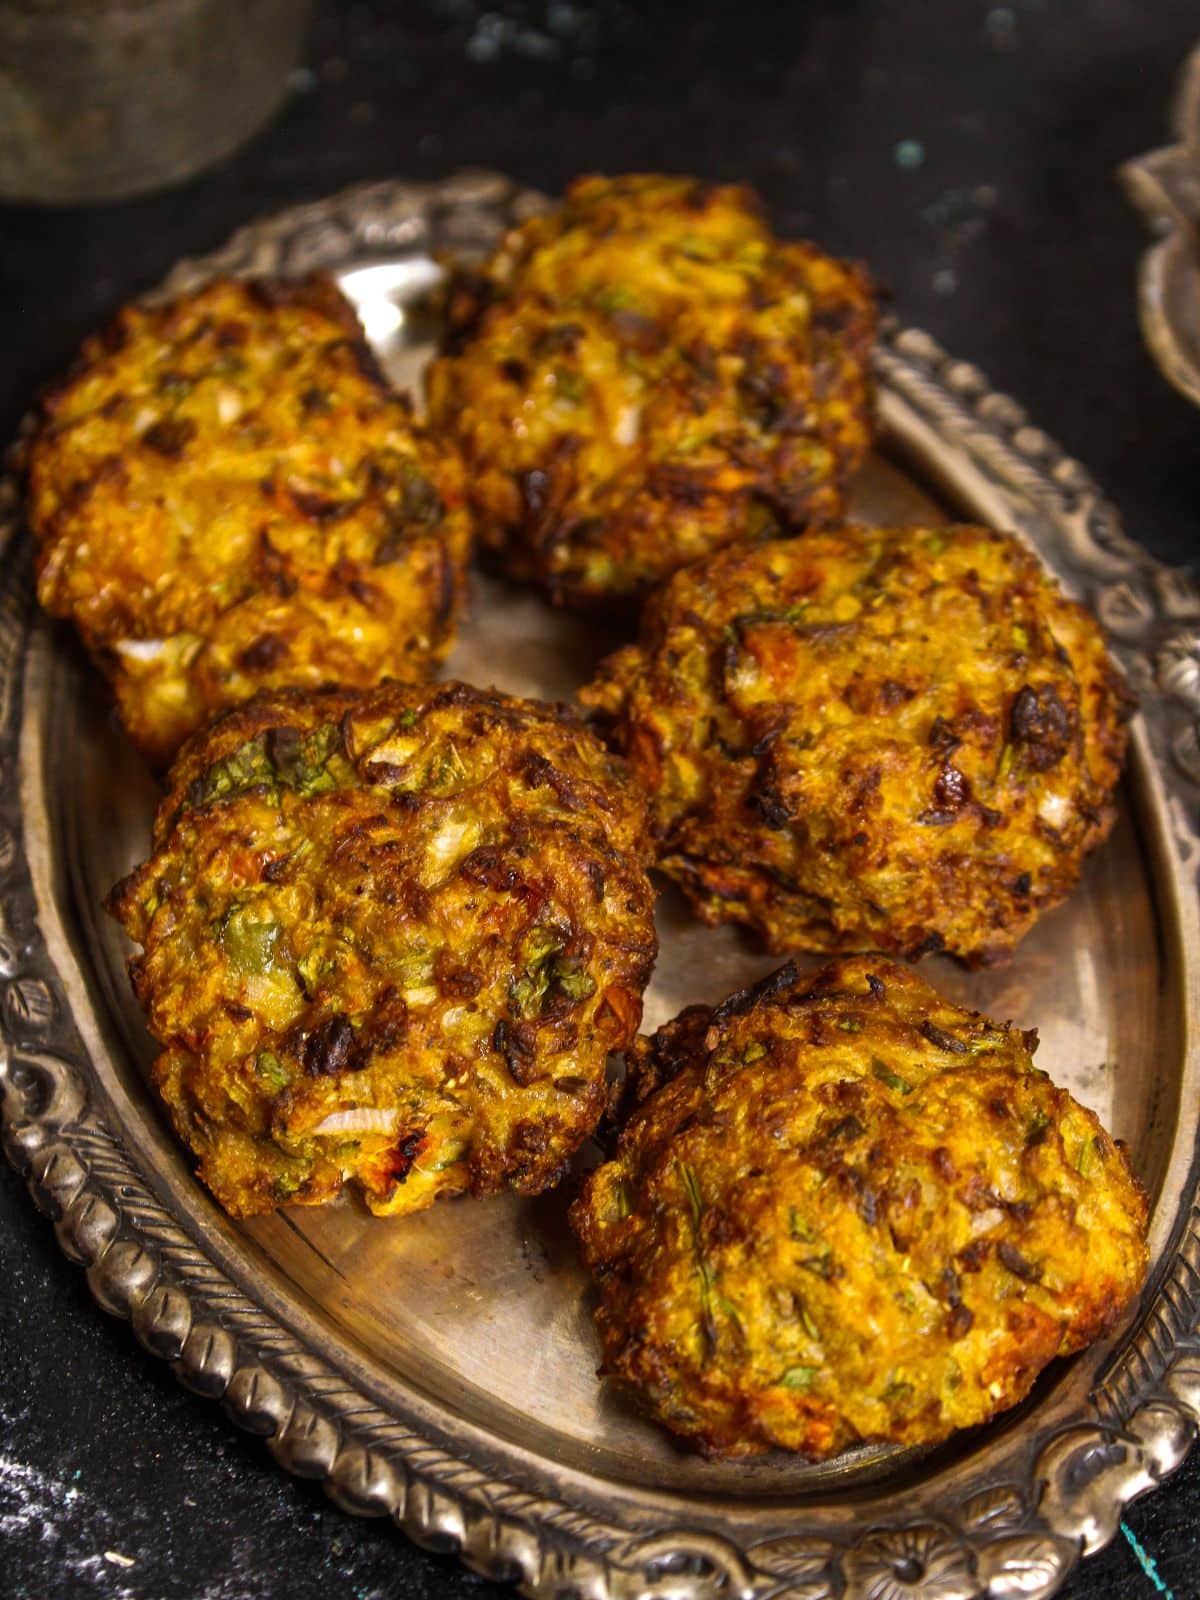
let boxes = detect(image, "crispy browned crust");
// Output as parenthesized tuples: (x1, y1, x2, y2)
(107, 681, 657, 1219)
(571, 957, 1149, 1459)
(580, 524, 1133, 965)
(26, 274, 472, 766)
(426, 173, 876, 608)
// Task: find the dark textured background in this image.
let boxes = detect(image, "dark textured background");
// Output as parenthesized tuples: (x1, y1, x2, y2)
(3, 3, 1199, 1596)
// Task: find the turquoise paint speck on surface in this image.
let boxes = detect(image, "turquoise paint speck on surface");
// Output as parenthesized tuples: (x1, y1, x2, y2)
(1122, 1521, 1174, 1598)
(894, 139, 924, 170)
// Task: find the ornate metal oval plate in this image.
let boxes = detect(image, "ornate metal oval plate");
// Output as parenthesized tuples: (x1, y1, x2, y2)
(3, 173, 1199, 1600)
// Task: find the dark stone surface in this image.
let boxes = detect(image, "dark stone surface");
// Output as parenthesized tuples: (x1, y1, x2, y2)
(2, 3, 1197, 1596)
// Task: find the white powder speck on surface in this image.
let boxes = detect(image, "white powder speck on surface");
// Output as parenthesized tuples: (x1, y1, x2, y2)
(0, 1451, 82, 1541)
(67, 1555, 137, 1600)
(1, 1416, 145, 1596)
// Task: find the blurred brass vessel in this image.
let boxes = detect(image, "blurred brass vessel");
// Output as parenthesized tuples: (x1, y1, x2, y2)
(0, 0, 312, 203)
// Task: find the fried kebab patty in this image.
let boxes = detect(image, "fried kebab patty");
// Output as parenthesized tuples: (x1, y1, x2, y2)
(426, 173, 875, 607)
(27, 275, 472, 766)
(581, 524, 1132, 965)
(107, 681, 658, 1219)
(572, 957, 1148, 1459)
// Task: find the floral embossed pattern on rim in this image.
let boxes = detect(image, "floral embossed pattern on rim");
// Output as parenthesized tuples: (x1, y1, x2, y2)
(2, 173, 1199, 1600)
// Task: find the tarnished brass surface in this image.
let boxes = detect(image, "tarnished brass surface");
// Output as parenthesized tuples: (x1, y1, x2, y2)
(1122, 40, 1200, 408)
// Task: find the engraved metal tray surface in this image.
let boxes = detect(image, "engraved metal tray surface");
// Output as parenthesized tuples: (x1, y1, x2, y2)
(2, 173, 1200, 1600)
